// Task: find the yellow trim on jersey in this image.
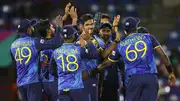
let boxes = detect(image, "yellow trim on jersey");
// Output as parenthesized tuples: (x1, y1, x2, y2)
(154, 45, 161, 49)
(97, 47, 103, 51)
(63, 89, 70, 92)
(108, 57, 118, 62)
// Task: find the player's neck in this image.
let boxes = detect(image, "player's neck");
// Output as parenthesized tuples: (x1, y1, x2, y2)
(46, 34, 52, 39)
(127, 31, 136, 36)
(64, 39, 74, 43)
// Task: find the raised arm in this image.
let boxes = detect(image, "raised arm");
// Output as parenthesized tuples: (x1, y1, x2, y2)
(35, 27, 64, 51)
(101, 15, 121, 59)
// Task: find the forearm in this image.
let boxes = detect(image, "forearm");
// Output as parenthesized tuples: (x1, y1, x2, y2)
(63, 14, 68, 21)
(102, 42, 117, 59)
(155, 46, 174, 74)
(163, 56, 173, 73)
(72, 18, 78, 26)
(98, 60, 112, 71)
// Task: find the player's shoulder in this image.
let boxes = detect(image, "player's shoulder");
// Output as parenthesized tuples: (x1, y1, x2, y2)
(52, 47, 59, 54)
(142, 33, 155, 37)
(11, 38, 21, 47)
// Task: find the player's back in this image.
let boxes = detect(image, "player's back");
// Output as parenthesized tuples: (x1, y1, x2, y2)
(53, 43, 83, 91)
(10, 36, 39, 86)
(118, 33, 157, 76)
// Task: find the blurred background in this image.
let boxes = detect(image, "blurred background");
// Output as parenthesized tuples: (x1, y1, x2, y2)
(0, 0, 180, 101)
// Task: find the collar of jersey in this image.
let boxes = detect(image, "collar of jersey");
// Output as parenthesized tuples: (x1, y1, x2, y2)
(125, 33, 140, 39)
(63, 43, 74, 45)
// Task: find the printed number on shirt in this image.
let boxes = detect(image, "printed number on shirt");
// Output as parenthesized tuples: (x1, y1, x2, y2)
(57, 55, 79, 72)
(125, 40, 147, 62)
(15, 47, 32, 64)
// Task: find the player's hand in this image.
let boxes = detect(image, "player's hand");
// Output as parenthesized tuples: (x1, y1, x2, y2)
(79, 36, 87, 47)
(82, 70, 89, 80)
(41, 62, 48, 68)
(69, 6, 78, 21)
(63, 2, 71, 21)
(168, 72, 176, 86)
(114, 29, 120, 42)
(65, 2, 71, 15)
(113, 15, 120, 28)
(55, 15, 63, 28)
(81, 31, 91, 41)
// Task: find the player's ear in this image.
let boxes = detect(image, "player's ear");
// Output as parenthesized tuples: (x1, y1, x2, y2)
(124, 30, 127, 35)
(27, 27, 32, 35)
(46, 28, 51, 34)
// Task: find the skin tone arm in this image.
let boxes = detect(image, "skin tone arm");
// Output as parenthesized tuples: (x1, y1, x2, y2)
(69, 6, 78, 26)
(62, 3, 71, 21)
(154, 46, 176, 85)
(101, 15, 121, 59)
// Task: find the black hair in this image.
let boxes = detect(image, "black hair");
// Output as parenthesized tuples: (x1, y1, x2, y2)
(125, 27, 137, 34)
(17, 28, 27, 33)
(80, 14, 94, 24)
(36, 19, 50, 38)
(101, 13, 111, 22)
(137, 27, 149, 33)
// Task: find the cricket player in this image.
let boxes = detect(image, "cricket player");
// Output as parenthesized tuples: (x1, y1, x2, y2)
(79, 14, 104, 101)
(10, 19, 63, 101)
(95, 17, 176, 101)
(38, 19, 60, 101)
(40, 49, 58, 101)
(51, 25, 98, 101)
(98, 22, 122, 101)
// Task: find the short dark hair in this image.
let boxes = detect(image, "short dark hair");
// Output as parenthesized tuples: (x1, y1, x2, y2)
(36, 19, 50, 38)
(137, 27, 149, 33)
(126, 28, 137, 33)
(101, 13, 111, 22)
(80, 14, 94, 24)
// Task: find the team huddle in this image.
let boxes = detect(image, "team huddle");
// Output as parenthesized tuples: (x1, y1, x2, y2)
(10, 3, 176, 101)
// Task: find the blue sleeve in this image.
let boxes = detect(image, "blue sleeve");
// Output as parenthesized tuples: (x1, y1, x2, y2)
(80, 43, 98, 59)
(149, 34, 160, 49)
(35, 27, 64, 51)
(10, 51, 16, 68)
(108, 47, 120, 62)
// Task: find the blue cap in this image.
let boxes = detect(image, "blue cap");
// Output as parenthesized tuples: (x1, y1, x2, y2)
(123, 17, 140, 32)
(137, 26, 149, 33)
(100, 22, 112, 30)
(61, 25, 78, 38)
(17, 19, 37, 32)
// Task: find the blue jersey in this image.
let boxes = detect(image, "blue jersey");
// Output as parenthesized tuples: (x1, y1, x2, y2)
(52, 43, 96, 90)
(40, 49, 55, 82)
(82, 35, 105, 72)
(109, 33, 160, 76)
(10, 36, 39, 86)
